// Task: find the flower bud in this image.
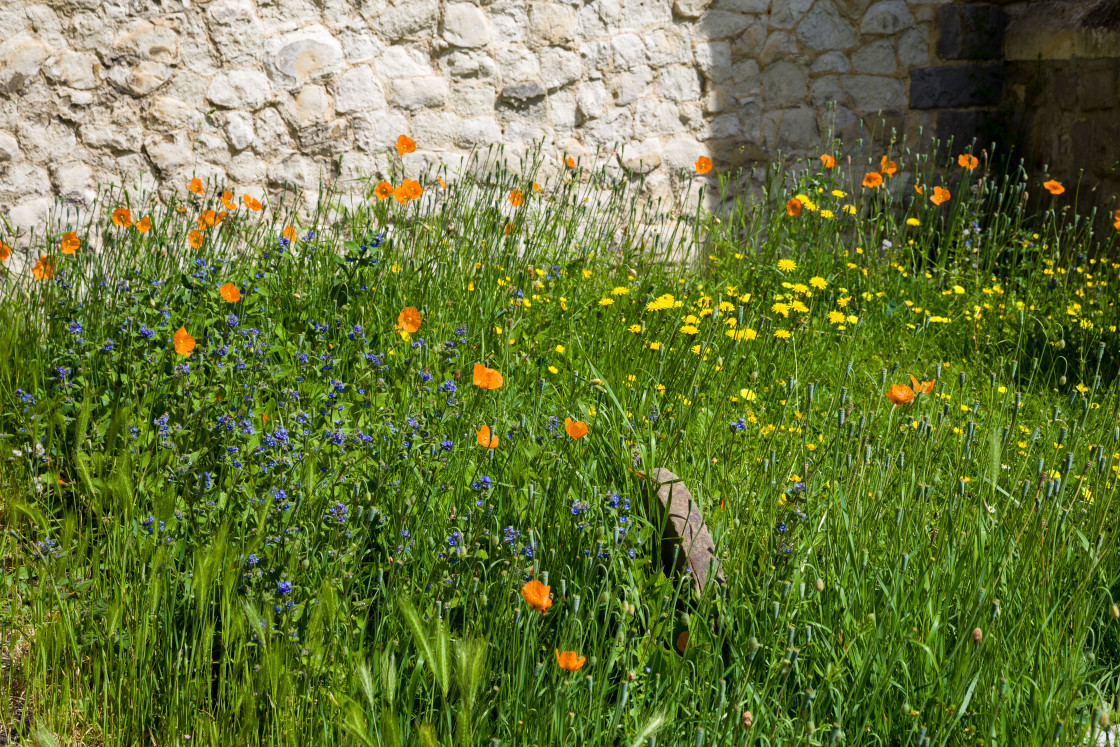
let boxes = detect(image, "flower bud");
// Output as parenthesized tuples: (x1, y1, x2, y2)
(972, 627, 983, 645)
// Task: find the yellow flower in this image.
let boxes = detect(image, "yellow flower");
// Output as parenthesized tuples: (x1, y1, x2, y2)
(778, 259, 797, 272)
(906, 217, 920, 226)
(599, 297, 615, 306)
(952, 285, 965, 294)
(646, 294, 678, 311)
(771, 302, 791, 317)
(627, 324, 641, 333)
(649, 342, 662, 350)
(582, 269, 593, 278)
(819, 209, 834, 218)
(790, 300, 809, 314)
(739, 388, 756, 401)
(555, 345, 565, 353)
(842, 204, 857, 215)
(831, 189, 845, 198)
(611, 286, 629, 295)
(809, 276, 827, 290)
(774, 329, 791, 339)
(548, 366, 559, 374)
(679, 324, 700, 335)
(846, 315, 858, 324)
(828, 310, 845, 324)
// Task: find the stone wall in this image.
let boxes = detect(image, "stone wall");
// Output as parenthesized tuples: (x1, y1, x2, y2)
(0, 0, 1015, 231)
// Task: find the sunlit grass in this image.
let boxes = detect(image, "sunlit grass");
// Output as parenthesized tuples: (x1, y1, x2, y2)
(1, 139, 1120, 746)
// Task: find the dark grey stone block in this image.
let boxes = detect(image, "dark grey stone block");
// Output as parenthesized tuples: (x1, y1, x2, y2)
(936, 4, 1007, 61)
(910, 63, 1004, 109)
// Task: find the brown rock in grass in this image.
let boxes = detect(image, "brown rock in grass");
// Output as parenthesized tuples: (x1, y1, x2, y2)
(644, 468, 726, 596)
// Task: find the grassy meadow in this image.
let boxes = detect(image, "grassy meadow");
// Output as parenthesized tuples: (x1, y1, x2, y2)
(2, 137, 1120, 746)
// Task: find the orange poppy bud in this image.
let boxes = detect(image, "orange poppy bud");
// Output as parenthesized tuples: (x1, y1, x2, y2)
(958, 153, 978, 169)
(472, 362, 503, 390)
(564, 417, 588, 439)
(555, 649, 586, 672)
(60, 231, 80, 255)
(503, 221, 515, 236)
(220, 282, 241, 303)
(173, 326, 195, 356)
(786, 197, 802, 217)
(395, 134, 416, 155)
(438, 176, 447, 190)
(521, 580, 552, 615)
(1043, 179, 1065, 196)
(676, 630, 690, 653)
(396, 306, 421, 334)
(819, 153, 835, 168)
(532, 181, 541, 192)
(475, 424, 499, 448)
(886, 384, 915, 406)
(862, 172, 883, 188)
(695, 155, 713, 174)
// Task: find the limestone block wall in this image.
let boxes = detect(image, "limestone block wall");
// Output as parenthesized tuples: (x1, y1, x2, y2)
(0, 0, 976, 230)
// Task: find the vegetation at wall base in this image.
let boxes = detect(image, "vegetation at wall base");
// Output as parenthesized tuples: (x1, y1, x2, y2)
(1, 140, 1120, 746)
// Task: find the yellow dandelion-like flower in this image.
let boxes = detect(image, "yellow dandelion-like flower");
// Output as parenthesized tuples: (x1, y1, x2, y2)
(777, 259, 797, 272)
(739, 388, 756, 401)
(827, 310, 845, 324)
(611, 286, 630, 295)
(627, 324, 641, 333)
(774, 329, 791, 339)
(679, 324, 700, 335)
(771, 302, 791, 317)
(906, 217, 921, 226)
(809, 276, 827, 289)
(599, 297, 615, 306)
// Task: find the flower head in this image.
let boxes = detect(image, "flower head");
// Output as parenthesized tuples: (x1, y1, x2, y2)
(862, 172, 883, 188)
(958, 153, 978, 169)
(886, 383, 915, 406)
(476, 424, 498, 448)
(472, 362, 503, 389)
(695, 155, 713, 174)
(396, 306, 422, 334)
(930, 186, 951, 206)
(879, 156, 897, 176)
(220, 283, 241, 303)
(508, 189, 523, 207)
(555, 649, 586, 671)
(786, 197, 802, 217)
(375, 181, 393, 201)
(60, 231, 80, 255)
(174, 327, 196, 356)
(112, 207, 132, 228)
(522, 580, 552, 614)
(188, 177, 204, 195)
(820, 154, 835, 168)
(396, 134, 416, 155)
(32, 254, 54, 280)
(1043, 179, 1065, 195)
(564, 417, 588, 439)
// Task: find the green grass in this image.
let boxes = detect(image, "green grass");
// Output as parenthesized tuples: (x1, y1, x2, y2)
(1, 140, 1120, 746)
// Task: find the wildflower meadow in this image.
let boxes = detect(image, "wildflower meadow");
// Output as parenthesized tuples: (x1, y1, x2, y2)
(2, 136, 1120, 746)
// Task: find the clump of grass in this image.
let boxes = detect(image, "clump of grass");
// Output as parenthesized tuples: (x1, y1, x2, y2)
(1, 139, 1119, 745)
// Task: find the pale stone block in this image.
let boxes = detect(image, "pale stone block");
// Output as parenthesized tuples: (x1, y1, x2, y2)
(114, 18, 180, 64)
(851, 38, 896, 74)
(702, 112, 742, 140)
(644, 26, 692, 66)
(695, 41, 731, 82)
(196, 131, 231, 164)
(331, 66, 388, 113)
(580, 41, 611, 76)
(759, 31, 795, 66)
(619, 137, 662, 173)
(612, 66, 652, 105)
(351, 110, 410, 153)
(528, 3, 577, 47)
(254, 107, 295, 152)
(228, 151, 268, 183)
(0, 32, 49, 95)
(446, 50, 496, 79)
(496, 47, 540, 82)
(412, 111, 463, 149)
(80, 124, 144, 152)
(761, 60, 807, 108)
(444, 3, 491, 47)
(860, 0, 915, 35)
(612, 34, 646, 69)
(2, 162, 50, 196)
(457, 116, 503, 146)
(797, 1, 857, 50)
(450, 82, 496, 116)
(264, 25, 345, 88)
(584, 107, 633, 147)
(339, 20, 384, 63)
(841, 74, 906, 110)
(579, 0, 621, 37)
(389, 76, 449, 110)
(144, 131, 194, 174)
(633, 98, 683, 137)
(811, 50, 850, 73)
(897, 28, 928, 67)
(43, 50, 99, 90)
(550, 89, 577, 130)
(661, 133, 705, 173)
(7, 197, 53, 230)
(206, 0, 264, 66)
(225, 111, 256, 151)
(491, 0, 529, 45)
(541, 47, 582, 90)
(769, 0, 814, 30)
(0, 131, 19, 162)
(620, 0, 672, 32)
(697, 10, 753, 40)
(378, 46, 434, 78)
(378, 0, 439, 41)
(576, 80, 608, 119)
(107, 61, 173, 96)
(673, 0, 709, 20)
(730, 58, 761, 98)
(657, 65, 702, 101)
(207, 70, 272, 110)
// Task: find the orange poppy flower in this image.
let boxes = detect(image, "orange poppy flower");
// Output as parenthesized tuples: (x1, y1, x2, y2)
(188, 230, 205, 249)
(393, 185, 411, 204)
(375, 181, 393, 201)
(188, 177, 204, 195)
(173, 326, 195, 356)
(216, 210, 228, 223)
(786, 197, 802, 217)
(221, 190, 237, 210)
(472, 362, 503, 390)
(564, 155, 576, 168)
(396, 134, 416, 155)
(958, 153, 978, 169)
(396, 306, 421, 334)
(521, 580, 551, 615)
(438, 176, 447, 190)
(32, 254, 54, 280)
(820, 154, 835, 168)
(532, 181, 541, 192)
(676, 630, 690, 653)
(908, 374, 936, 394)
(402, 179, 423, 200)
(929, 186, 951, 206)
(0, 240, 10, 262)
(879, 156, 897, 176)
(914, 184, 924, 196)
(112, 207, 132, 227)
(862, 172, 883, 188)
(695, 155, 712, 174)
(1114, 209, 1120, 231)
(137, 216, 152, 233)
(555, 649, 586, 672)
(508, 189, 523, 207)
(60, 231, 80, 255)
(242, 194, 262, 211)
(886, 383, 915, 406)
(282, 225, 297, 242)
(476, 424, 499, 448)
(503, 221, 516, 236)
(220, 282, 241, 302)
(1043, 179, 1064, 196)
(201, 209, 217, 227)
(564, 417, 588, 439)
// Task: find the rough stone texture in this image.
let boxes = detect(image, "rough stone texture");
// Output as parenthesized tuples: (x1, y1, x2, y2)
(644, 468, 726, 596)
(0, 0, 1019, 223)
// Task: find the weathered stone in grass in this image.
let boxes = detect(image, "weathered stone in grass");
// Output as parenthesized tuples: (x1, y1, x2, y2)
(644, 468, 726, 596)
